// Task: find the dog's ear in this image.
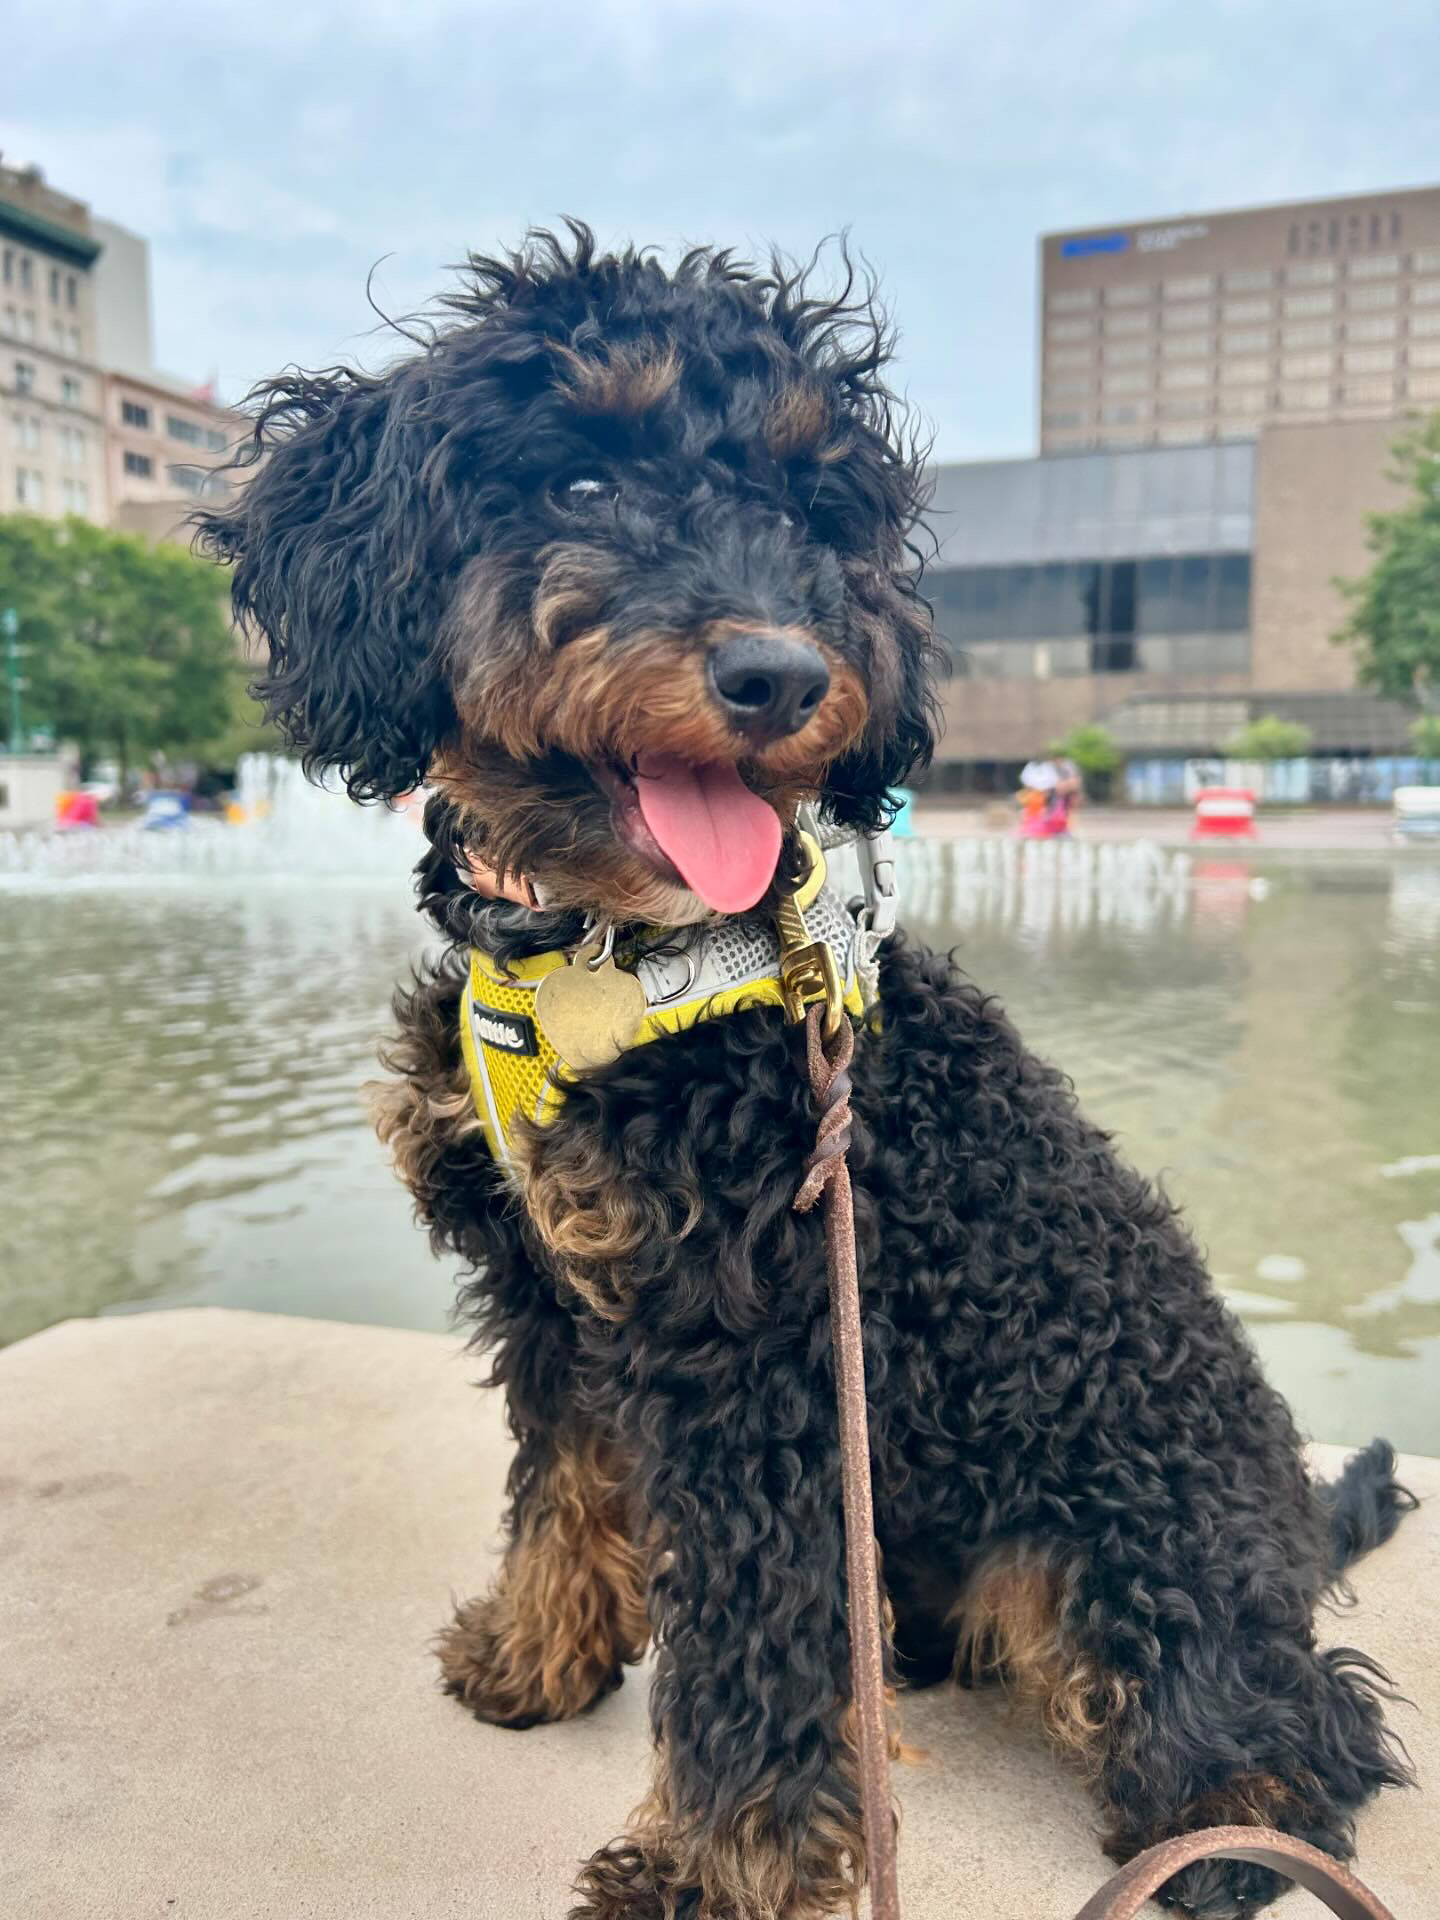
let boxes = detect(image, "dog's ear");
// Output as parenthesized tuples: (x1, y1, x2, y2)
(197, 368, 455, 801)
(824, 575, 942, 834)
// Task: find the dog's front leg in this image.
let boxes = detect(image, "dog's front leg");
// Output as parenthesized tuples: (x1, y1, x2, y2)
(571, 1388, 873, 1920)
(437, 1420, 649, 1728)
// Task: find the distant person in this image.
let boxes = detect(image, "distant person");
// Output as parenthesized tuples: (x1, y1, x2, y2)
(1017, 756, 1076, 838)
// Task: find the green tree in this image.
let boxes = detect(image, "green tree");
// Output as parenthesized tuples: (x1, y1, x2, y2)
(1336, 415, 1440, 710)
(1226, 715, 1314, 760)
(0, 515, 238, 779)
(1412, 713, 1440, 760)
(1046, 723, 1122, 779)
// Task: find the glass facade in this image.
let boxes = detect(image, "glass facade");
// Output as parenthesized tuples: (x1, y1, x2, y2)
(923, 442, 1255, 683)
(928, 553, 1250, 679)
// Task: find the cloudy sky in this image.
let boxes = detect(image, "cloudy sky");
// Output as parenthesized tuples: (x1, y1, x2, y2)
(7, 0, 1437, 457)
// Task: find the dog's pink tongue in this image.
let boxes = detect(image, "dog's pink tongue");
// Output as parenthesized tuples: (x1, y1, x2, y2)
(634, 752, 782, 913)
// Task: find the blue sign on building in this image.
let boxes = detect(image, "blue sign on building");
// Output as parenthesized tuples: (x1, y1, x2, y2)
(1060, 232, 1130, 258)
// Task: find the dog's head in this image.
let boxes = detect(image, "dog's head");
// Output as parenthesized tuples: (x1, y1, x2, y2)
(200, 224, 940, 923)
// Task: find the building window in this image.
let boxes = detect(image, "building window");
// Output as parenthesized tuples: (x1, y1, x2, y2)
(1286, 261, 1336, 287)
(1279, 321, 1332, 348)
(1160, 332, 1211, 360)
(1409, 340, 1440, 369)
(1, 248, 10, 285)
(1221, 297, 1270, 324)
(1345, 314, 1398, 342)
(1103, 338, 1152, 364)
(1219, 387, 1267, 415)
(66, 326, 80, 355)
(59, 425, 87, 462)
(1348, 252, 1399, 281)
(10, 411, 41, 450)
(65, 274, 77, 310)
(14, 360, 35, 394)
(61, 477, 90, 515)
(1101, 402, 1144, 424)
(1101, 309, 1151, 337)
(1047, 318, 1095, 343)
(1046, 377, 1093, 400)
(1280, 351, 1334, 379)
(1042, 409, 1087, 431)
(1101, 368, 1149, 393)
(1283, 291, 1335, 317)
(1412, 279, 1440, 307)
(51, 319, 65, 350)
(1342, 348, 1395, 374)
(1163, 302, 1210, 330)
(1347, 283, 1398, 312)
(1045, 346, 1092, 371)
(60, 374, 82, 405)
(1224, 268, 1273, 292)
(1160, 363, 1208, 390)
(123, 450, 154, 477)
(1158, 395, 1210, 418)
(1278, 382, 1331, 409)
(1222, 327, 1271, 354)
(165, 413, 205, 445)
(1411, 311, 1440, 339)
(1164, 273, 1214, 299)
(203, 427, 227, 452)
(16, 468, 43, 507)
(121, 398, 151, 429)
(1341, 378, 1395, 405)
(19, 309, 35, 340)
(18, 256, 32, 291)
(1103, 283, 1155, 307)
(48, 267, 60, 303)
(1047, 289, 1097, 313)
(1408, 371, 1440, 401)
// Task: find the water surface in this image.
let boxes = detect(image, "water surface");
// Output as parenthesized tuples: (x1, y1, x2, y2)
(3, 843, 1437, 1453)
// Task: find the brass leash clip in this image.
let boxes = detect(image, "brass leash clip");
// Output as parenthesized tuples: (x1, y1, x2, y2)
(776, 834, 845, 1042)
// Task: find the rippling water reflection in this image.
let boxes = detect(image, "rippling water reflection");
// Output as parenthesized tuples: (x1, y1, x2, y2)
(3, 846, 1438, 1452)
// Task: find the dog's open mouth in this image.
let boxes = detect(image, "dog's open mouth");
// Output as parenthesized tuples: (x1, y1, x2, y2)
(603, 750, 783, 915)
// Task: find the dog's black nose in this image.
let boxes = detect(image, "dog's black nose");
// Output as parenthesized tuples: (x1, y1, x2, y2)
(707, 632, 831, 741)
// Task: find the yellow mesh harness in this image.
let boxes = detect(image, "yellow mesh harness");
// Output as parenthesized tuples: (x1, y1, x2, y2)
(459, 849, 868, 1173)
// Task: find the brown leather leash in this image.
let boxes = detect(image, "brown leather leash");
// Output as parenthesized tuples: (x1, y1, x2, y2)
(792, 1002, 1399, 1920)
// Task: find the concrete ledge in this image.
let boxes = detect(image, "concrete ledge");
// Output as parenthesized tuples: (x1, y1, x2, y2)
(1, 1309, 1433, 1918)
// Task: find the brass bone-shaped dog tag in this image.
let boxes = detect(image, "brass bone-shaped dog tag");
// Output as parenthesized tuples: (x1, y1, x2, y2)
(534, 941, 646, 1071)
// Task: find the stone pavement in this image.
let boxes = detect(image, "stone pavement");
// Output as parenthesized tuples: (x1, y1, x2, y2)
(1, 1309, 1434, 1919)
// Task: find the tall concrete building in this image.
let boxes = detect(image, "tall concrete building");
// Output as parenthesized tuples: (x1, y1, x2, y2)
(1039, 184, 1440, 453)
(1, 160, 238, 536)
(0, 160, 109, 522)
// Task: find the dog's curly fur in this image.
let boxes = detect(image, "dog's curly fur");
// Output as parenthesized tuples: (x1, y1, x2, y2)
(199, 225, 1414, 1920)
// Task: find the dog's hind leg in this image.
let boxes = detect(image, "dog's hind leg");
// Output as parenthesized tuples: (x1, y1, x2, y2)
(955, 1529, 1409, 1920)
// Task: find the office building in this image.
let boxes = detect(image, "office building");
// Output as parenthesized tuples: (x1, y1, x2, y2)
(1039, 184, 1440, 453)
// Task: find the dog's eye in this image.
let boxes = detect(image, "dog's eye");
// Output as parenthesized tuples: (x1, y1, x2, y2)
(556, 475, 618, 508)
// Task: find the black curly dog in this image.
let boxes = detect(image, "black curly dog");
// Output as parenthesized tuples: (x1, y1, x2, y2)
(199, 226, 1412, 1920)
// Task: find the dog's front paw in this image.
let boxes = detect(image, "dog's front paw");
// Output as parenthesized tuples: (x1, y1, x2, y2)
(568, 1837, 690, 1920)
(435, 1590, 623, 1729)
